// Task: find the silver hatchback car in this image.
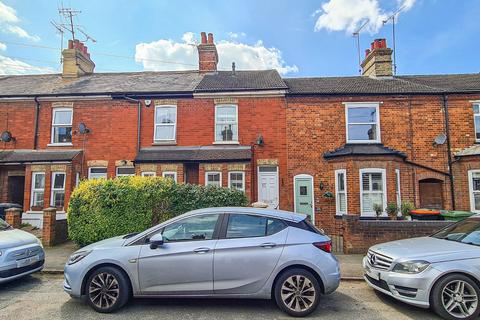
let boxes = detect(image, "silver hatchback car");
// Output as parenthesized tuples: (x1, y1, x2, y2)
(0, 218, 45, 283)
(364, 215, 480, 320)
(64, 207, 340, 316)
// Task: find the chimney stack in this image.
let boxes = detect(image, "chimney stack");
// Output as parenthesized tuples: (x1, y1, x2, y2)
(361, 38, 393, 77)
(197, 32, 218, 73)
(62, 39, 95, 78)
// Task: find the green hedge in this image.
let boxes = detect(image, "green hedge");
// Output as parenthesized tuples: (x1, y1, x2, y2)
(67, 176, 248, 246)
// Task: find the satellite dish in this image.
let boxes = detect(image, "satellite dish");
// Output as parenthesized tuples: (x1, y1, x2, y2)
(0, 131, 13, 142)
(434, 133, 447, 145)
(78, 123, 90, 134)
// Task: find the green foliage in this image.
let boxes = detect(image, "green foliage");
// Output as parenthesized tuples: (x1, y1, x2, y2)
(373, 203, 384, 218)
(67, 177, 248, 246)
(386, 202, 398, 217)
(400, 201, 415, 217)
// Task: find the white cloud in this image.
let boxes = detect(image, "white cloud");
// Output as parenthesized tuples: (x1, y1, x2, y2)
(314, 0, 416, 34)
(227, 32, 246, 39)
(0, 1, 19, 23)
(0, 1, 41, 42)
(0, 55, 54, 74)
(5, 25, 40, 41)
(135, 33, 298, 75)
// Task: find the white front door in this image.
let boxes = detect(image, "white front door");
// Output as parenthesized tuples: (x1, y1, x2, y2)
(258, 166, 279, 209)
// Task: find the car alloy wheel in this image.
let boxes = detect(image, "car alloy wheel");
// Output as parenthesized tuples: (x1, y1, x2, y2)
(442, 280, 478, 318)
(281, 275, 316, 312)
(88, 272, 120, 309)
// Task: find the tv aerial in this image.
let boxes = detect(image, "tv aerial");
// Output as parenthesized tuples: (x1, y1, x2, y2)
(352, 20, 369, 74)
(0, 131, 14, 142)
(433, 133, 447, 146)
(78, 123, 91, 134)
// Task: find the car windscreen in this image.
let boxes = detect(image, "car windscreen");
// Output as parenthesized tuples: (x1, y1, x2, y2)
(431, 217, 480, 246)
(0, 218, 10, 231)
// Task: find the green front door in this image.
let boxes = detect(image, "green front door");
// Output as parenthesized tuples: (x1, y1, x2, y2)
(295, 176, 314, 220)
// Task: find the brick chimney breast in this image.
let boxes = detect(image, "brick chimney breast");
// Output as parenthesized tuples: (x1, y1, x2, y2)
(361, 38, 393, 78)
(62, 39, 95, 78)
(197, 32, 218, 73)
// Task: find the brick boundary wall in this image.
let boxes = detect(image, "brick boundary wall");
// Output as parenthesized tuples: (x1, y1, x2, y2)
(42, 208, 68, 246)
(338, 215, 453, 254)
(5, 208, 22, 229)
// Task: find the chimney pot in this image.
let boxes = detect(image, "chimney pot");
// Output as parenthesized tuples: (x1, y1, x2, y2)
(361, 38, 393, 77)
(207, 33, 214, 44)
(68, 40, 74, 49)
(365, 49, 371, 57)
(200, 32, 207, 44)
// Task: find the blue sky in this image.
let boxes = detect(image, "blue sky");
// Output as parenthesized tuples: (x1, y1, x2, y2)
(0, 0, 479, 77)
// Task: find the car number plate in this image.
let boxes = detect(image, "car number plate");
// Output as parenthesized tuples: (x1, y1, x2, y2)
(365, 265, 380, 281)
(16, 255, 40, 268)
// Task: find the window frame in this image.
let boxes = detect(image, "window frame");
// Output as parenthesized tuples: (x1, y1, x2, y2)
(359, 168, 387, 217)
(228, 171, 245, 192)
(345, 102, 381, 144)
(30, 172, 45, 209)
(335, 169, 347, 215)
(468, 169, 480, 213)
(223, 213, 287, 239)
(88, 167, 108, 179)
(160, 213, 221, 243)
(51, 107, 73, 145)
(116, 167, 135, 177)
(50, 172, 66, 209)
(205, 171, 222, 187)
(141, 171, 156, 177)
(395, 169, 401, 210)
(474, 103, 480, 142)
(154, 104, 177, 142)
(214, 104, 239, 143)
(162, 171, 177, 182)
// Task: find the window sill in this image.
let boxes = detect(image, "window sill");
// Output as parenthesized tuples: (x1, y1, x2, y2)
(47, 143, 73, 147)
(346, 141, 381, 144)
(152, 141, 177, 146)
(212, 141, 240, 145)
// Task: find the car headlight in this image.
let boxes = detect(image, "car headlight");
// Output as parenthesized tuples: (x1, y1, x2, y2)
(392, 260, 430, 274)
(0, 251, 2, 257)
(67, 250, 91, 265)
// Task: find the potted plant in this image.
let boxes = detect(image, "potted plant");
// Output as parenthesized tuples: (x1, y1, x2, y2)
(400, 201, 415, 220)
(386, 202, 398, 220)
(373, 203, 383, 219)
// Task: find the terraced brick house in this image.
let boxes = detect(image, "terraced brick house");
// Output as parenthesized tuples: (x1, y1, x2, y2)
(0, 34, 480, 234)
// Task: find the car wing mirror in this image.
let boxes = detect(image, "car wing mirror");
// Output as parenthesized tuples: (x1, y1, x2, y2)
(149, 233, 164, 249)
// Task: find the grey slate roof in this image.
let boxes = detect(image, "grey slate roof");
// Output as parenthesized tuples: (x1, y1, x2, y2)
(195, 70, 287, 92)
(0, 71, 203, 97)
(0, 149, 81, 163)
(285, 73, 480, 95)
(323, 144, 406, 159)
(135, 146, 252, 163)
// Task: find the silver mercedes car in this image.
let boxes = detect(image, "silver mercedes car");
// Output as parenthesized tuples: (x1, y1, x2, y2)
(0, 218, 45, 283)
(364, 215, 480, 320)
(64, 207, 340, 316)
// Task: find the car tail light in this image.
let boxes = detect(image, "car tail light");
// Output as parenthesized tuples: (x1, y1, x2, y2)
(313, 241, 332, 253)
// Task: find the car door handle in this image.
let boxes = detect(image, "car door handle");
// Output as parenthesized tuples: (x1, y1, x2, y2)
(193, 247, 210, 254)
(260, 242, 277, 248)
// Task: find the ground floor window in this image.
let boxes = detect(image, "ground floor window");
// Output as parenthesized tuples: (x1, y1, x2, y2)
(162, 171, 177, 182)
(51, 172, 66, 209)
(335, 169, 347, 215)
(229, 171, 245, 192)
(360, 168, 387, 216)
(141, 171, 156, 177)
(469, 170, 480, 213)
(88, 167, 107, 179)
(31, 172, 45, 209)
(116, 167, 135, 177)
(205, 171, 222, 187)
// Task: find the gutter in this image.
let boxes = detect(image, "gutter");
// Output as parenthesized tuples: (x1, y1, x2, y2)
(33, 97, 40, 150)
(442, 94, 456, 209)
(0, 92, 194, 100)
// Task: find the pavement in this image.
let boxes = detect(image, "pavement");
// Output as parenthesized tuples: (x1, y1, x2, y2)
(43, 243, 366, 279)
(0, 273, 442, 320)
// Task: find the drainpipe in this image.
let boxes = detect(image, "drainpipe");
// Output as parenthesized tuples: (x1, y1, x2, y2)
(250, 143, 256, 202)
(123, 95, 142, 152)
(33, 97, 40, 150)
(442, 94, 456, 209)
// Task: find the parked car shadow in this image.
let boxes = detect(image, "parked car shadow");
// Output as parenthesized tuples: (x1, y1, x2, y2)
(372, 289, 441, 319)
(0, 274, 42, 292)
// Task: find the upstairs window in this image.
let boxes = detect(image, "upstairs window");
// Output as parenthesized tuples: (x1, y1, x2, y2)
(474, 104, 480, 141)
(360, 169, 386, 216)
(335, 169, 347, 215)
(51, 108, 73, 144)
(346, 103, 380, 143)
(205, 172, 222, 187)
(154, 105, 177, 141)
(215, 105, 238, 142)
(51, 172, 66, 209)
